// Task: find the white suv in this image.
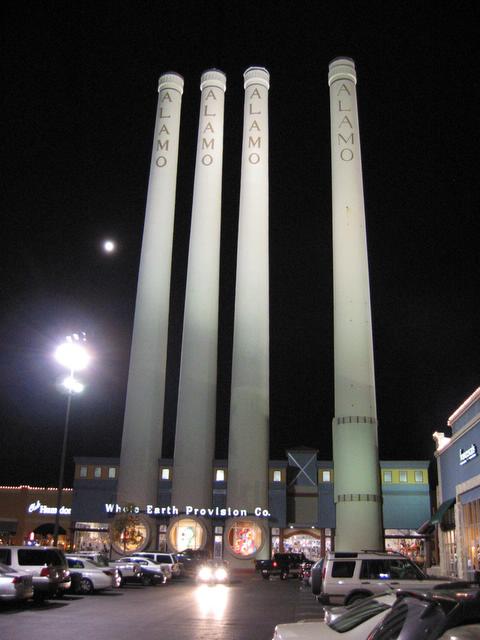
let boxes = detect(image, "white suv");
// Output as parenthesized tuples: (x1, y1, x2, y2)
(315, 551, 456, 606)
(132, 552, 182, 577)
(0, 546, 71, 601)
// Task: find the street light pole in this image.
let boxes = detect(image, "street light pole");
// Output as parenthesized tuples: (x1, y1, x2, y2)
(53, 380, 73, 547)
(52, 334, 89, 548)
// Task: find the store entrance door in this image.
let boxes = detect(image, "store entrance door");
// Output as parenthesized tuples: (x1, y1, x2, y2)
(282, 529, 331, 561)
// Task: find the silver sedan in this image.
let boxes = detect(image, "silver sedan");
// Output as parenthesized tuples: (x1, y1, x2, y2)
(0, 562, 34, 602)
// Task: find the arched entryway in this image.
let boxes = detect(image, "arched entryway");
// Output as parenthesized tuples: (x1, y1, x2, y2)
(33, 523, 67, 547)
(280, 528, 332, 561)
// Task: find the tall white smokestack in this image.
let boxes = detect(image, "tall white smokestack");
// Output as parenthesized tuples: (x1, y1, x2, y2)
(225, 67, 270, 564)
(328, 57, 383, 550)
(118, 72, 184, 508)
(172, 69, 227, 513)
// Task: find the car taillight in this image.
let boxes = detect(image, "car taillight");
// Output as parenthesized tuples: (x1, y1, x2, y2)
(273, 561, 277, 568)
(40, 568, 50, 577)
(12, 576, 22, 584)
(103, 570, 113, 576)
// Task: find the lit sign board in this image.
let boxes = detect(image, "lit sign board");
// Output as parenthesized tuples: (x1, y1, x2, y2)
(105, 503, 271, 518)
(27, 500, 72, 515)
(459, 444, 478, 466)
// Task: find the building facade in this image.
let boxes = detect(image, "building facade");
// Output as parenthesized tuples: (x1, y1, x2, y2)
(0, 485, 72, 547)
(433, 387, 480, 580)
(70, 450, 432, 566)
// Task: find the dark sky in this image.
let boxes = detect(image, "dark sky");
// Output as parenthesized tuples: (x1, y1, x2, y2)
(1, 1, 479, 487)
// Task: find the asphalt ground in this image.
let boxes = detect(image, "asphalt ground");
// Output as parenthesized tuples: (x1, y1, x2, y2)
(0, 574, 324, 640)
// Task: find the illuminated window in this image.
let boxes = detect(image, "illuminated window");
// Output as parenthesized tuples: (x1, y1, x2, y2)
(227, 521, 263, 557)
(273, 470, 282, 482)
(415, 471, 423, 483)
(383, 471, 392, 483)
(399, 471, 408, 483)
(94, 466, 102, 478)
(322, 470, 332, 483)
(108, 467, 116, 479)
(111, 517, 149, 554)
(161, 468, 170, 480)
(215, 469, 225, 482)
(79, 466, 87, 478)
(168, 518, 205, 552)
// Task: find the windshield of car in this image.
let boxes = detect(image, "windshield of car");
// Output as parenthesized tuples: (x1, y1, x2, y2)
(328, 598, 391, 632)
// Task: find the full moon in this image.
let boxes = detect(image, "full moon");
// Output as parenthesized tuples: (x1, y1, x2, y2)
(103, 240, 116, 253)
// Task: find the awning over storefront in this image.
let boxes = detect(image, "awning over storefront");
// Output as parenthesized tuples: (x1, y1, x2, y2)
(0, 519, 18, 533)
(416, 498, 456, 534)
(34, 523, 66, 535)
(459, 486, 480, 505)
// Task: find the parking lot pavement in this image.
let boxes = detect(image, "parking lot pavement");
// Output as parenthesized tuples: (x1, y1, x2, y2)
(0, 574, 321, 640)
(294, 581, 325, 622)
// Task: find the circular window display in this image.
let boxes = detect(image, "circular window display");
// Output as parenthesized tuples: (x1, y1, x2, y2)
(111, 514, 150, 554)
(168, 518, 206, 552)
(227, 520, 263, 557)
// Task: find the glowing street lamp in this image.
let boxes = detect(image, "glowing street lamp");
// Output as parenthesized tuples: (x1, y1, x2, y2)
(53, 333, 90, 546)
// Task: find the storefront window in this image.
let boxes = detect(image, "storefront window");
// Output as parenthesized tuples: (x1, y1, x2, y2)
(443, 529, 457, 576)
(168, 518, 205, 552)
(73, 522, 110, 554)
(214, 534, 223, 558)
(227, 521, 262, 557)
(111, 515, 149, 554)
(157, 525, 167, 552)
(462, 498, 480, 579)
(385, 530, 426, 566)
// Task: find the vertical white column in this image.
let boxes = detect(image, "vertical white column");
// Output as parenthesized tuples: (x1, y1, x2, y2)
(226, 67, 270, 561)
(328, 58, 383, 550)
(172, 69, 227, 510)
(118, 72, 184, 508)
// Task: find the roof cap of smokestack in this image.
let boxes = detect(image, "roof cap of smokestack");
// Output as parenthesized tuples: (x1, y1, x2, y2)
(328, 57, 357, 86)
(158, 72, 184, 94)
(244, 66, 270, 90)
(200, 69, 227, 92)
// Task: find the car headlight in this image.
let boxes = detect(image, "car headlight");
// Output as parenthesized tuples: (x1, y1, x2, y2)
(215, 567, 228, 581)
(198, 566, 212, 580)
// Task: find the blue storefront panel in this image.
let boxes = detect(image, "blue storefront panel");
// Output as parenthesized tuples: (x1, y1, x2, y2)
(440, 422, 480, 500)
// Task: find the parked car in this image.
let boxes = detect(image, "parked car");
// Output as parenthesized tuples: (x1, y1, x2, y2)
(314, 551, 459, 605)
(196, 560, 230, 585)
(117, 557, 168, 585)
(368, 587, 480, 639)
(71, 552, 110, 566)
(0, 546, 70, 601)
(0, 562, 34, 602)
(73, 552, 145, 586)
(132, 552, 182, 577)
(273, 591, 396, 640)
(66, 555, 121, 594)
(258, 553, 309, 580)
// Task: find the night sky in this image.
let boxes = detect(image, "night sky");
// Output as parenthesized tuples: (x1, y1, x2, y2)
(1, 2, 479, 487)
